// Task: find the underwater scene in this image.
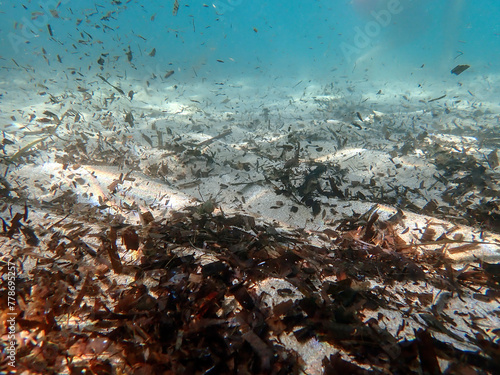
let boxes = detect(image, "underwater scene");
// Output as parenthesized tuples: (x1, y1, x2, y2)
(1, 1, 499, 373)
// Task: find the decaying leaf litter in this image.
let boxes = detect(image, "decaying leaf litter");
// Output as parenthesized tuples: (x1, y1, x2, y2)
(1, 3, 500, 375)
(2, 72, 500, 374)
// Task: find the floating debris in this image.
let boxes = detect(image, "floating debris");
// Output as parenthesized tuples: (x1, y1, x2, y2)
(125, 45, 133, 62)
(196, 129, 232, 149)
(97, 74, 125, 95)
(1, 4, 499, 374)
(451, 64, 470, 75)
(124, 111, 134, 127)
(7, 137, 48, 162)
(487, 149, 499, 169)
(428, 94, 447, 103)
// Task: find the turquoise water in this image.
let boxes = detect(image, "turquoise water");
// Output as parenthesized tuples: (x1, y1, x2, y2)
(2, 1, 499, 86)
(1, 6, 500, 372)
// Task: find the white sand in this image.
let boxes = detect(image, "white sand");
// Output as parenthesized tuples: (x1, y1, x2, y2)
(1, 69, 499, 372)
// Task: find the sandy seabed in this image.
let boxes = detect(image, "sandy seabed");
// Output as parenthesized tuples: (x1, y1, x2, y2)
(1, 70, 499, 374)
